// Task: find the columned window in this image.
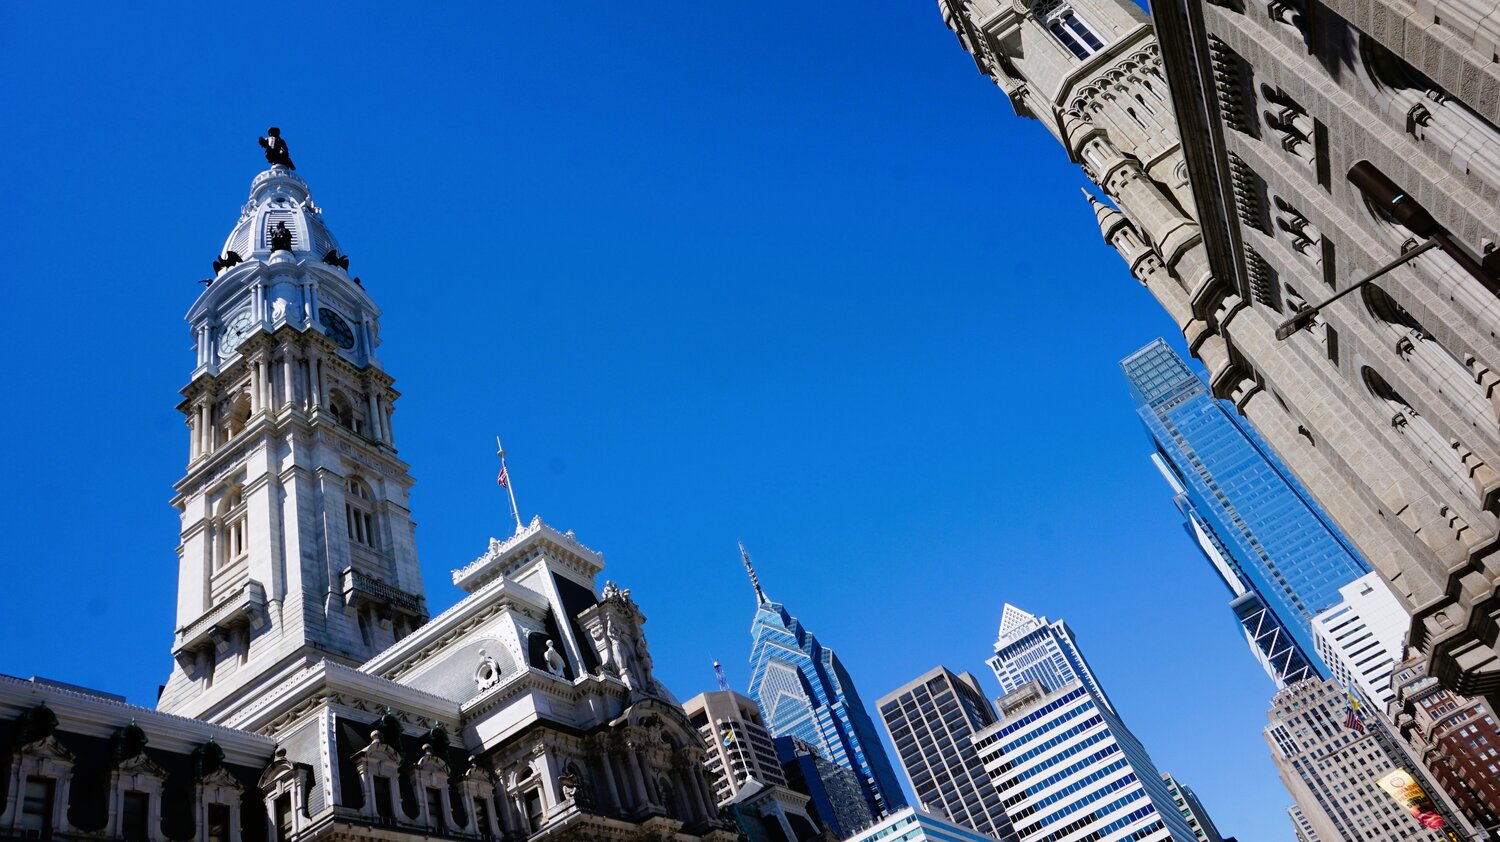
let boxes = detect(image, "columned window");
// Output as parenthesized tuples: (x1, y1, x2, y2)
(345, 478, 377, 549)
(1046, 10, 1104, 59)
(109, 726, 167, 842)
(215, 488, 248, 572)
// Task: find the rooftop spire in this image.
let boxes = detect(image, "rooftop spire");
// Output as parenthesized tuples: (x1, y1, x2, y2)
(739, 541, 766, 605)
(714, 659, 729, 691)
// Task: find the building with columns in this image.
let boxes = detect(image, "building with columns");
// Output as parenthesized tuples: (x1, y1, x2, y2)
(2, 138, 738, 842)
(936, 0, 1500, 712)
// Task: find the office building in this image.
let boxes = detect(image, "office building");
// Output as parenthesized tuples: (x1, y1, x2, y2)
(986, 604, 1111, 711)
(843, 807, 1005, 842)
(1312, 573, 1410, 709)
(1388, 655, 1500, 831)
(778, 736, 878, 839)
(877, 667, 1014, 840)
(685, 689, 790, 802)
(1160, 773, 1225, 842)
(1265, 678, 1468, 841)
(1123, 339, 1368, 685)
(973, 681, 1194, 842)
(745, 547, 906, 823)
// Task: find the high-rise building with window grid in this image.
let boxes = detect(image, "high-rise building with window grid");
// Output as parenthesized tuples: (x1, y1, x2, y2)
(1122, 339, 1370, 686)
(877, 668, 1016, 841)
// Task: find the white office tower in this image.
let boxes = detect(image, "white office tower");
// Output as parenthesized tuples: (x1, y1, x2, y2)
(1312, 573, 1411, 710)
(1288, 805, 1322, 842)
(971, 681, 1194, 842)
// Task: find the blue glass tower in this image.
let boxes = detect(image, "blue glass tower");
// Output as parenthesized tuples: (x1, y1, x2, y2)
(742, 545, 906, 824)
(1120, 339, 1370, 684)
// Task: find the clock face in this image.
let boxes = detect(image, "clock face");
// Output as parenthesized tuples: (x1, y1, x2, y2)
(319, 307, 357, 350)
(220, 311, 254, 357)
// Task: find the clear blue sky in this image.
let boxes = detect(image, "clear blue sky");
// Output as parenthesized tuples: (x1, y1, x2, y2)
(1, 3, 1292, 840)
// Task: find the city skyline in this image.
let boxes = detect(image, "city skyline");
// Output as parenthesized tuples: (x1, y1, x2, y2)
(3, 3, 1332, 840)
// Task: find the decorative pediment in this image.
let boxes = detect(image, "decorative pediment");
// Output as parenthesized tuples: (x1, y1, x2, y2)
(18, 733, 74, 763)
(199, 765, 244, 793)
(118, 751, 169, 778)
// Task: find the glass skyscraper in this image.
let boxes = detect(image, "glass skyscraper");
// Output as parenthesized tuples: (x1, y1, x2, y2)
(1121, 339, 1371, 684)
(743, 546, 906, 824)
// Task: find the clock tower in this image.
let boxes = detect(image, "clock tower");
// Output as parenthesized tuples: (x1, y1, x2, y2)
(158, 144, 428, 723)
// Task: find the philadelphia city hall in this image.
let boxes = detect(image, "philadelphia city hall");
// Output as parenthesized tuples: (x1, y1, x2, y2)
(0, 134, 737, 842)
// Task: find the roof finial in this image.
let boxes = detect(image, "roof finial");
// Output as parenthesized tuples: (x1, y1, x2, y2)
(739, 541, 766, 605)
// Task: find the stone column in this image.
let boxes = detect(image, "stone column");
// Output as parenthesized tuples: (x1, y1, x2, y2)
(364, 390, 380, 442)
(595, 753, 621, 813)
(283, 354, 296, 408)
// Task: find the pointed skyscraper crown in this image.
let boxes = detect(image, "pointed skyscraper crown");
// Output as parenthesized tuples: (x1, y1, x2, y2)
(997, 603, 1043, 646)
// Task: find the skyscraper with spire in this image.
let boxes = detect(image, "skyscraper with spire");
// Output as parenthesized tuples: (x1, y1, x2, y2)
(742, 545, 906, 827)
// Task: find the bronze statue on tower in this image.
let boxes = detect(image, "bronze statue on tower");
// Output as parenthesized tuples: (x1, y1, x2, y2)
(258, 127, 295, 170)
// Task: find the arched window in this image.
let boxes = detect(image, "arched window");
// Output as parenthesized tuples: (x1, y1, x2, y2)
(345, 478, 378, 548)
(223, 392, 251, 440)
(328, 390, 362, 434)
(215, 488, 248, 571)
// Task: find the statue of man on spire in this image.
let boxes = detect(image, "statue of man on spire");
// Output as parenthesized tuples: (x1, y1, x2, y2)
(258, 127, 295, 170)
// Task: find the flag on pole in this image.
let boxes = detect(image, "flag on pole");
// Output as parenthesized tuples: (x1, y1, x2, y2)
(1343, 695, 1366, 734)
(497, 465, 510, 488)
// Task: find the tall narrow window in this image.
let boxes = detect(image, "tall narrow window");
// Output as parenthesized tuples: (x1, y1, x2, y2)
(20, 777, 55, 836)
(524, 790, 543, 833)
(215, 488, 248, 571)
(426, 788, 446, 830)
(206, 804, 230, 842)
(345, 478, 377, 549)
(122, 791, 150, 842)
(474, 798, 493, 839)
(374, 777, 394, 820)
(274, 794, 292, 842)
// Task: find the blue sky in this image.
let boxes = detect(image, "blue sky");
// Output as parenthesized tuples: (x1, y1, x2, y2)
(2, 3, 1293, 840)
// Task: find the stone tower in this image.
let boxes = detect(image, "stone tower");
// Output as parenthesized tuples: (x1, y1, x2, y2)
(159, 159, 428, 721)
(940, 0, 1206, 306)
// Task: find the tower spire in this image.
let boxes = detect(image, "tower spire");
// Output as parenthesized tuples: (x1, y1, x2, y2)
(739, 541, 766, 605)
(714, 658, 729, 691)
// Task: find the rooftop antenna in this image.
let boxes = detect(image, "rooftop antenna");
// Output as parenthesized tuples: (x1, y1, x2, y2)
(496, 436, 523, 534)
(739, 541, 766, 605)
(714, 658, 729, 691)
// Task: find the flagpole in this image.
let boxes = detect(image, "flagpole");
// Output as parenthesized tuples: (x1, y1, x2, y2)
(497, 436, 523, 534)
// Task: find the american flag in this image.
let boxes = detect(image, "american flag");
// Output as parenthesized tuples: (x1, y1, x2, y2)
(497, 465, 510, 488)
(1344, 706, 1365, 733)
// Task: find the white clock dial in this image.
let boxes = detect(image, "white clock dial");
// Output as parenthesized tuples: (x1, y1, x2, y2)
(219, 311, 255, 357)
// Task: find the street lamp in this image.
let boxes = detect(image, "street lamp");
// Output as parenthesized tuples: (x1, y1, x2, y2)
(1274, 161, 1500, 341)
